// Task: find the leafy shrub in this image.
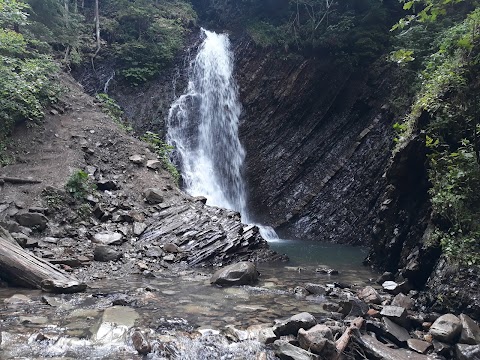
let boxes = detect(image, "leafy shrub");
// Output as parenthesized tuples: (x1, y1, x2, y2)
(65, 170, 94, 200)
(96, 93, 132, 132)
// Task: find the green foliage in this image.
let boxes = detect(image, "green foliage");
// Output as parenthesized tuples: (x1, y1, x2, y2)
(0, 0, 59, 163)
(391, 3, 480, 264)
(96, 93, 132, 132)
(65, 169, 95, 200)
(141, 131, 180, 184)
(100, 0, 196, 84)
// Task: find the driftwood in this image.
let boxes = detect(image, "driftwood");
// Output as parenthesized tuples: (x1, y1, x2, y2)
(0, 177, 42, 184)
(335, 317, 364, 359)
(0, 231, 86, 293)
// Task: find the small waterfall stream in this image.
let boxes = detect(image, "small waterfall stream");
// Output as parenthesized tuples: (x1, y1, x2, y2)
(167, 29, 278, 241)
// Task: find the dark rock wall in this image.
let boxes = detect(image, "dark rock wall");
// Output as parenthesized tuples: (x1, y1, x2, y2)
(235, 40, 395, 244)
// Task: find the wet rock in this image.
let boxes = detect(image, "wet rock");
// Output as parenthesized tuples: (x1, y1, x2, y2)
(272, 339, 320, 360)
(273, 312, 317, 337)
(298, 324, 335, 357)
(225, 325, 250, 341)
(94, 246, 122, 262)
(433, 340, 452, 356)
(380, 306, 409, 328)
(4, 294, 31, 304)
(144, 188, 164, 204)
(305, 283, 327, 295)
(430, 314, 462, 343)
(193, 196, 208, 204)
(459, 314, 480, 345)
(96, 179, 119, 191)
(455, 343, 480, 360)
(407, 339, 433, 354)
(15, 212, 48, 230)
(93, 232, 124, 245)
(129, 155, 144, 165)
(294, 286, 309, 297)
(315, 267, 338, 275)
(258, 327, 277, 344)
(93, 306, 139, 344)
(131, 331, 151, 355)
(392, 293, 414, 310)
(210, 261, 259, 286)
(358, 286, 382, 305)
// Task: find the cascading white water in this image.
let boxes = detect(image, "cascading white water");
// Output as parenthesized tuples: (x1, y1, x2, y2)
(167, 29, 279, 241)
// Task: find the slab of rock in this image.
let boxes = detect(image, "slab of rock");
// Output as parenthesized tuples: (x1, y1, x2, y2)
(407, 339, 433, 354)
(93, 232, 124, 245)
(210, 261, 258, 286)
(94, 246, 122, 262)
(429, 314, 462, 343)
(298, 324, 335, 356)
(15, 212, 48, 230)
(459, 314, 480, 345)
(129, 155, 144, 165)
(455, 343, 480, 360)
(144, 188, 164, 204)
(93, 306, 139, 344)
(382, 317, 411, 345)
(359, 335, 432, 360)
(133, 222, 147, 236)
(380, 306, 409, 328)
(272, 339, 320, 360)
(273, 312, 317, 337)
(258, 327, 277, 344)
(131, 331, 151, 355)
(20, 316, 48, 325)
(146, 160, 162, 170)
(392, 293, 414, 310)
(305, 283, 327, 295)
(358, 286, 382, 304)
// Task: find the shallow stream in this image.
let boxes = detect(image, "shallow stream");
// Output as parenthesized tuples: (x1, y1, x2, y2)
(0, 241, 377, 359)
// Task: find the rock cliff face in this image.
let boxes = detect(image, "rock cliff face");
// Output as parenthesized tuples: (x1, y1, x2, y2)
(235, 40, 395, 244)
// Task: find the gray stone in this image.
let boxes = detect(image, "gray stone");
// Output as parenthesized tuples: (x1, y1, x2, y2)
(358, 286, 382, 305)
(272, 339, 320, 360)
(392, 293, 414, 310)
(96, 179, 119, 191)
(93, 232, 124, 245)
(11, 232, 29, 248)
(298, 325, 335, 356)
(304, 283, 327, 295)
(210, 261, 259, 286)
(4, 294, 31, 304)
(258, 327, 277, 344)
(129, 155, 144, 165)
(94, 246, 122, 262)
(273, 312, 317, 337)
(93, 306, 139, 344)
(407, 339, 433, 354)
(380, 305, 409, 328)
(430, 314, 462, 343)
(455, 343, 480, 360)
(144, 188, 164, 204)
(15, 212, 48, 230)
(163, 243, 181, 253)
(459, 314, 480, 345)
(146, 160, 162, 170)
(163, 254, 175, 262)
(382, 317, 411, 345)
(133, 222, 147, 236)
(360, 335, 432, 360)
(131, 331, 151, 355)
(20, 316, 48, 325)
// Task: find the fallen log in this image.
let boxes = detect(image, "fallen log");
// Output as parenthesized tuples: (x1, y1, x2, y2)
(0, 176, 42, 184)
(335, 316, 364, 359)
(0, 232, 86, 293)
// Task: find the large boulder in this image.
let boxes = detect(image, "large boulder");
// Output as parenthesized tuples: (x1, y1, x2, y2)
(210, 261, 259, 286)
(94, 246, 122, 262)
(143, 188, 164, 204)
(357, 286, 382, 305)
(459, 314, 480, 345)
(273, 312, 317, 337)
(430, 314, 462, 343)
(15, 212, 48, 230)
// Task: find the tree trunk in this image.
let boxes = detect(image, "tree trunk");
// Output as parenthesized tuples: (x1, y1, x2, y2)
(0, 229, 86, 293)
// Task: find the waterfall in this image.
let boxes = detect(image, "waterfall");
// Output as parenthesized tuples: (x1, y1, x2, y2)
(167, 29, 279, 241)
